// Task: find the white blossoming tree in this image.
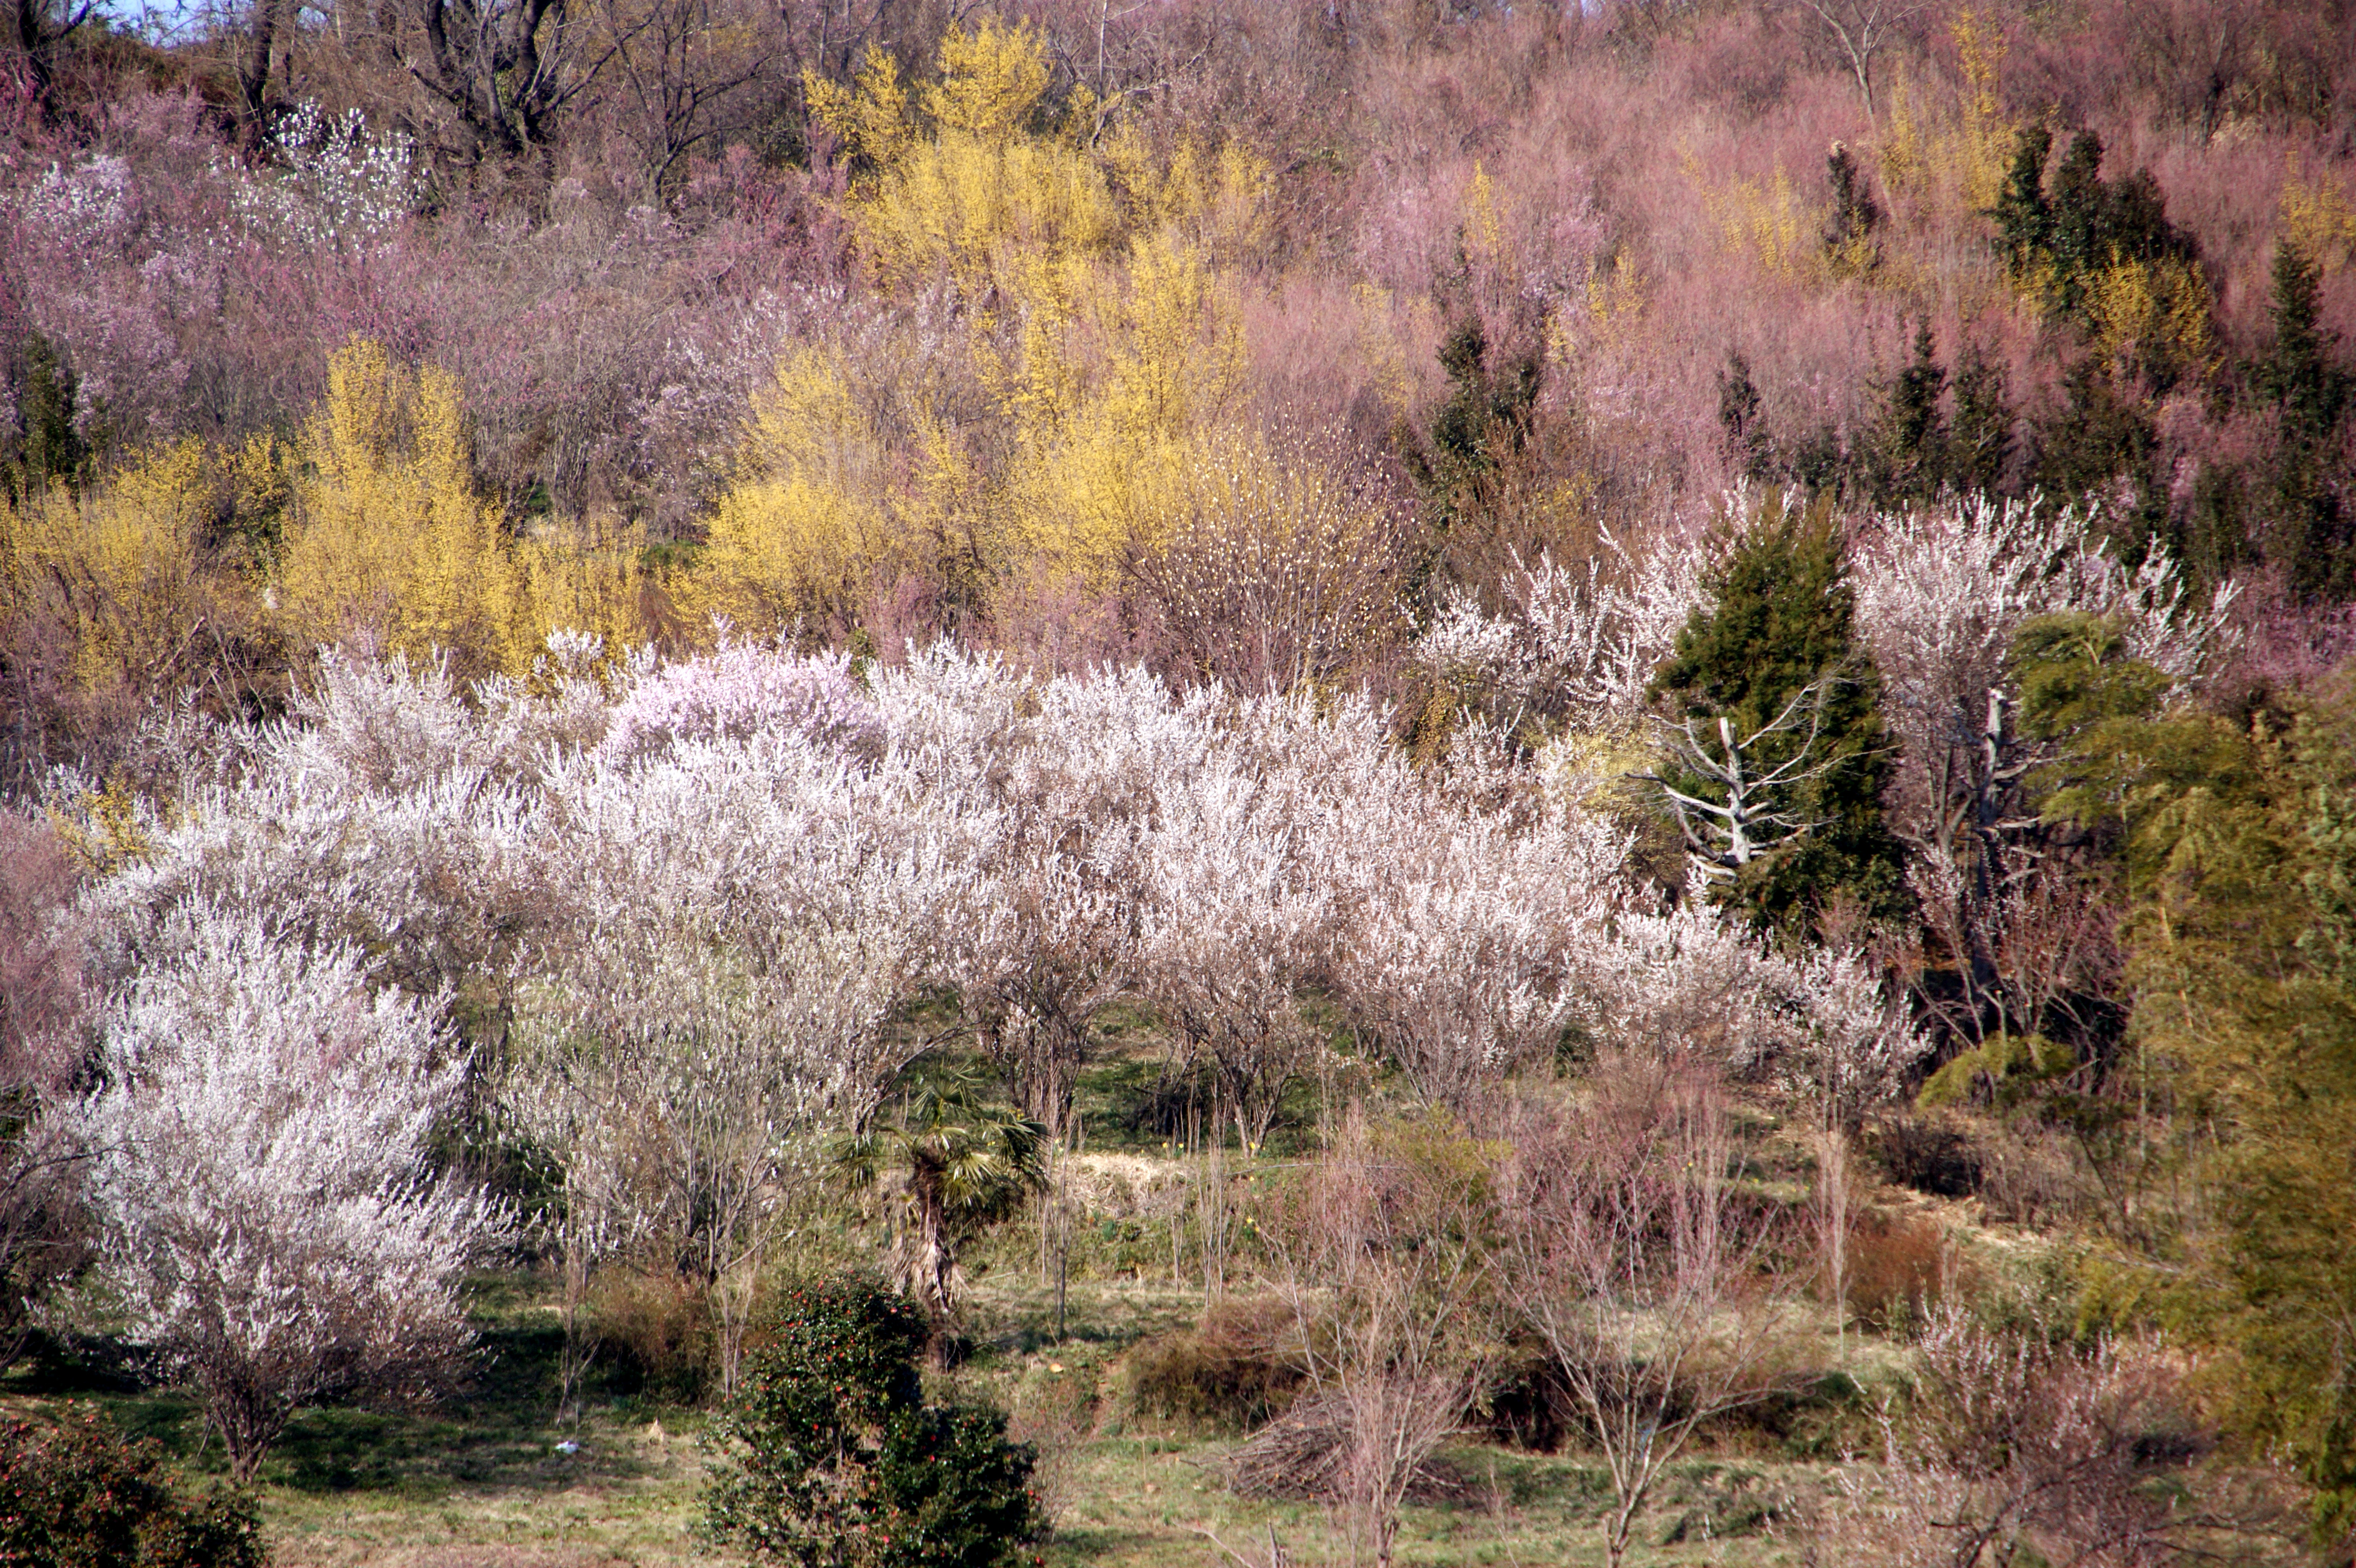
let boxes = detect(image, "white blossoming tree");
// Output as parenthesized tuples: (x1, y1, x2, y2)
(76, 910, 507, 1481)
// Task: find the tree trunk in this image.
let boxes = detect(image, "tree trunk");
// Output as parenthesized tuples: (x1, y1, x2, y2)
(235, 0, 290, 145)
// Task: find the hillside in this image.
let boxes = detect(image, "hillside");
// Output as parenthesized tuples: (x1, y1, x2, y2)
(3, 1, 2354, 1565)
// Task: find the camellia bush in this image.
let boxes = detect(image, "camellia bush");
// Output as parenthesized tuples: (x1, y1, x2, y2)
(0, 1405, 266, 1568)
(702, 1277, 1046, 1568)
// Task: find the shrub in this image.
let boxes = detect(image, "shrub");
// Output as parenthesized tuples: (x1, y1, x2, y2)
(590, 1269, 719, 1404)
(1873, 1114, 1981, 1199)
(703, 1277, 1046, 1568)
(1844, 1211, 1976, 1333)
(0, 1405, 266, 1568)
(1827, 1306, 2218, 1568)
(1122, 1294, 1303, 1433)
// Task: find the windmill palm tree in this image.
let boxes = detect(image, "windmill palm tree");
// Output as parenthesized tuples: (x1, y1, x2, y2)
(835, 1074, 1048, 1326)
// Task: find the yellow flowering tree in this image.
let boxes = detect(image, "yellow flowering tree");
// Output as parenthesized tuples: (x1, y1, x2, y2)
(696, 21, 1270, 631)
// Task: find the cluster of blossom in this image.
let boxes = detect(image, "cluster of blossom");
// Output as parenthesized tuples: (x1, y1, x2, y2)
(22, 153, 142, 253)
(228, 101, 423, 253)
(1848, 498, 2237, 761)
(78, 636, 1902, 1115)
(1416, 495, 2236, 755)
(598, 637, 885, 763)
(10, 148, 208, 424)
(1413, 521, 1719, 733)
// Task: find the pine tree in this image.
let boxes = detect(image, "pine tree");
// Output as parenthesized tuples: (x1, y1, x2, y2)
(1648, 502, 1906, 932)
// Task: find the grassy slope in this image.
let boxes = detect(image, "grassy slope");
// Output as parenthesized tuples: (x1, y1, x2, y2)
(2, 1026, 1959, 1567)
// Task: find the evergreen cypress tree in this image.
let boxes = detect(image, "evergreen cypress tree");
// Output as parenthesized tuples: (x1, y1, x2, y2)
(1647, 502, 1906, 932)
(1991, 127, 2054, 279)
(2046, 131, 2113, 318)
(1948, 341, 2014, 498)
(1868, 322, 1949, 505)
(1716, 351, 1771, 481)
(1990, 127, 2196, 326)
(7, 331, 83, 503)
(1406, 315, 1543, 601)
(1823, 142, 1882, 275)
(2257, 240, 2352, 596)
(2030, 358, 2163, 546)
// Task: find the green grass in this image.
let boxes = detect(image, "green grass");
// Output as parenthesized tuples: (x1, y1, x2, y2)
(2, 1258, 1849, 1568)
(1, 1040, 1887, 1565)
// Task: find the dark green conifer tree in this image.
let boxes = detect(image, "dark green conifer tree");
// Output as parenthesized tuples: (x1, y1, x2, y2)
(1823, 142, 1882, 274)
(5, 331, 84, 504)
(2257, 240, 2352, 597)
(1716, 351, 1771, 481)
(1647, 503, 1907, 933)
(1868, 322, 1949, 505)
(1948, 342, 2014, 498)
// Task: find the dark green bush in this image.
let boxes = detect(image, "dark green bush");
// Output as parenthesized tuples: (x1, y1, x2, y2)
(703, 1278, 1045, 1568)
(0, 1404, 266, 1568)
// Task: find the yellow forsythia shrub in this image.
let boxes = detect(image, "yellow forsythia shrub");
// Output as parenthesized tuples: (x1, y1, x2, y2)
(689, 347, 909, 634)
(0, 439, 218, 694)
(276, 340, 528, 675)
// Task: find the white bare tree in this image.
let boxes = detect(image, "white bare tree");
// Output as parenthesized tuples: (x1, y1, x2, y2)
(1639, 670, 1861, 888)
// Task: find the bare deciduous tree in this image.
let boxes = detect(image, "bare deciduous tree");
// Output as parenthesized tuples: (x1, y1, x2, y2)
(1497, 1056, 1799, 1568)
(1790, 0, 1925, 119)
(1250, 1104, 1500, 1568)
(5, 0, 92, 115)
(378, 0, 604, 160)
(589, 0, 773, 193)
